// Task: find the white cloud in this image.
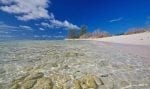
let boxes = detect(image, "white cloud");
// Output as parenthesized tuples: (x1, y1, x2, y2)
(50, 20, 80, 29)
(34, 35, 40, 38)
(41, 22, 53, 28)
(0, 22, 33, 31)
(19, 25, 33, 30)
(41, 20, 80, 30)
(0, 0, 79, 30)
(53, 35, 64, 38)
(42, 35, 51, 38)
(39, 28, 45, 31)
(0, 0, 51, 21)
(40, 19, 80, 30)
(35, 23, 40, 26)
(148, 16, 150, 19)
(0, 23, 18, 29)
(109, 17, 123, 23)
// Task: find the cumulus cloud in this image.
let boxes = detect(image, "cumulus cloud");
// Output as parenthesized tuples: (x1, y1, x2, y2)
(41, 20, 80, 30)
(109, 17, 123, 23)
(0, 0, 51, 21)
(0, 0, 79, 30)
(50, 19, 80, 29)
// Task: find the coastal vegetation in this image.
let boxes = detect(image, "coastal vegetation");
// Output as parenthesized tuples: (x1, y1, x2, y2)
(124, 27, 150, 35)
(67, 25, 88, 39)
(68, 26, 150, 39)
(68, 25, 110, 39)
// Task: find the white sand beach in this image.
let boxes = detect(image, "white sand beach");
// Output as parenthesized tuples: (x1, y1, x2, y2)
(92, 31, 150, 46)
(86, 32, 150, 61)
(67, 31, 150, 61)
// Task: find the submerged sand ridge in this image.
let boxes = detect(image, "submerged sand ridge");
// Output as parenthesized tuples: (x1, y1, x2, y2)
(0, 40, 150, 89)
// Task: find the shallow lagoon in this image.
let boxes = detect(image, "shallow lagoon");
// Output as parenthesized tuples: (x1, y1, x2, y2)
(0, 40, 150, 89)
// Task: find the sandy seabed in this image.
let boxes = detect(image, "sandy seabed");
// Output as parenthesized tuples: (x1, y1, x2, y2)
(0, 40, 150, 89)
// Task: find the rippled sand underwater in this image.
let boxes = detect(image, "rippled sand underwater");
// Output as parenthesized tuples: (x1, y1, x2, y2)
(0, 40, 150, 89)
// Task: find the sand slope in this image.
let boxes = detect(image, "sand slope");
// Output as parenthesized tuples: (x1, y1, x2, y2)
(94, 31, 150, 45)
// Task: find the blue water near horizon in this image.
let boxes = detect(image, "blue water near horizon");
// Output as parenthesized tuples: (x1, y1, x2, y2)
(0, 37, 65, 42)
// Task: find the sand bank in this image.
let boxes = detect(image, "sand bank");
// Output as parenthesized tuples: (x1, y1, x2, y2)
(89, 31, 150, 46)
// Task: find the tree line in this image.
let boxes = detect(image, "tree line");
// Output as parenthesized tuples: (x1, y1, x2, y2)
(67, 25, 87, 39)
(67, 25, 110, 39)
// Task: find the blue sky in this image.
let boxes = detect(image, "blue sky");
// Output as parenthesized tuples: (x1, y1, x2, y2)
(0, 0, 150, 40)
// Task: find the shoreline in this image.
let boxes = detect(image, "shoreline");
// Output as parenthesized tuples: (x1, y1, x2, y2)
(66, 31, 150, 46)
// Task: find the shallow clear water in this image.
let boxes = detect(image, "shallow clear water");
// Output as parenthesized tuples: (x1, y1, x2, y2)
(0, 40, 150, 89)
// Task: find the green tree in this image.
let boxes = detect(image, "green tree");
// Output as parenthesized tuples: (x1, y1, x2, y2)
(79, 25, 87, 37)
(68, 28, 79, 39)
